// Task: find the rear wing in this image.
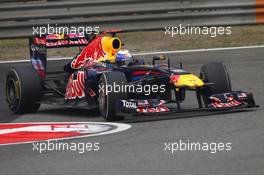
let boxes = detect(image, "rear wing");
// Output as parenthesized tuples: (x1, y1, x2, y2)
(29, 29, 122, 48)
(29, 33, 91, 48)
(29, 33, 94, 79)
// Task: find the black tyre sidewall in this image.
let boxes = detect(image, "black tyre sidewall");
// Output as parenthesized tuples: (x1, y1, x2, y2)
(6, 66, 43, 114)
(200, 62, 232, 106)
(99, 71, 127, 121)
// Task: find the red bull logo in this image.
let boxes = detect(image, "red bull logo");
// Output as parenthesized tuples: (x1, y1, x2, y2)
(71, 36, 107, 69)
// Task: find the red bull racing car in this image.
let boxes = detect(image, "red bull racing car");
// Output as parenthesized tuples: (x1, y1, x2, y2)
(5, 31, 258, 121)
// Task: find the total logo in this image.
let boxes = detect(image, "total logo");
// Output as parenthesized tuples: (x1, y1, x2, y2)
(0, 122, 131, 146)
(237, 93, 247, 98)
(122, 100, 137, 109)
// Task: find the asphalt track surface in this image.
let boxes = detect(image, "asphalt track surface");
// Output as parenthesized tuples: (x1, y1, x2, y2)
(0, 47, 263, 175)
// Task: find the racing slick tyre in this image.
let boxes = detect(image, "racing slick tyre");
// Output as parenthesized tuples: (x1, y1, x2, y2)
(98, 71, 127, 121)
(200, 62, 232, 106)
(5, 66, 43, 114)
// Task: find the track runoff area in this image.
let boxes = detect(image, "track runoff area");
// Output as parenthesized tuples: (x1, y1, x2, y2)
(0, 45, 263, 175)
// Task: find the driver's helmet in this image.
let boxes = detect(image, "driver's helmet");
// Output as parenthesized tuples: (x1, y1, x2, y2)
(116, 49, 133, 65)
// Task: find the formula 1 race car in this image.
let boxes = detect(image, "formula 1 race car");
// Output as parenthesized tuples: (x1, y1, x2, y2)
(5, 31, 258, 121)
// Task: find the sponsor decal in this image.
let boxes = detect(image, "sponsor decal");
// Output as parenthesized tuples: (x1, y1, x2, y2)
(122, 100, 137, 109)
(131, 70, 165, 76)
(46, 39, 89, 47)
(209, 94, 242, 108)
(33, 36, 89, 47)
(31, 59, 46, 79)
(0, 122, 131, 146)
(34, 38, 46, 45)
(170, 74, 180, 83)
(237, 93, 247, 98)
(138, 100, 149, 107)
(122, 99, 169, 113)
(137, 106, 169, 113)
(65, 71, 85, 100)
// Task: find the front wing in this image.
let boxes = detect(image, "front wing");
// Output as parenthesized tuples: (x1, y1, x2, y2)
(116, 91, 258, 116)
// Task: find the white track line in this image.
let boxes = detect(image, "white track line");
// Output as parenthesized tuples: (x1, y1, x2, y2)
(133, 45, 264, 56)
(0, 45, 263, 64)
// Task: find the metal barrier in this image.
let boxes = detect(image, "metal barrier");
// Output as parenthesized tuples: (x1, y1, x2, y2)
(0, 0, 263, 39)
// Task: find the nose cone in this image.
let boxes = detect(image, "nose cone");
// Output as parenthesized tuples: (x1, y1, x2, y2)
(172, 74, 204, 88)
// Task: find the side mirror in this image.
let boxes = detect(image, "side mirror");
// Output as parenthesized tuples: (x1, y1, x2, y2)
(152, 55, 170, 69)
(152, 55, 166, 66)
(153, 55, 166, 61)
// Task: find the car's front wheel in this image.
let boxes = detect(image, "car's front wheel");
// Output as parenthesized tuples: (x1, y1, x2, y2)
(200, 62, 232, 106)
(98, 71, 127, 121)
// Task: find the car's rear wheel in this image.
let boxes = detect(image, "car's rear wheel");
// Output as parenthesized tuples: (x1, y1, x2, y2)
(98, 71, 127, 121)
(6, 66, 43, 114)
(200, 62, 232, 106)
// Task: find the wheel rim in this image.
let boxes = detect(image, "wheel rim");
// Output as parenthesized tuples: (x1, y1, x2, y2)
(6, 78, 20, 111)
